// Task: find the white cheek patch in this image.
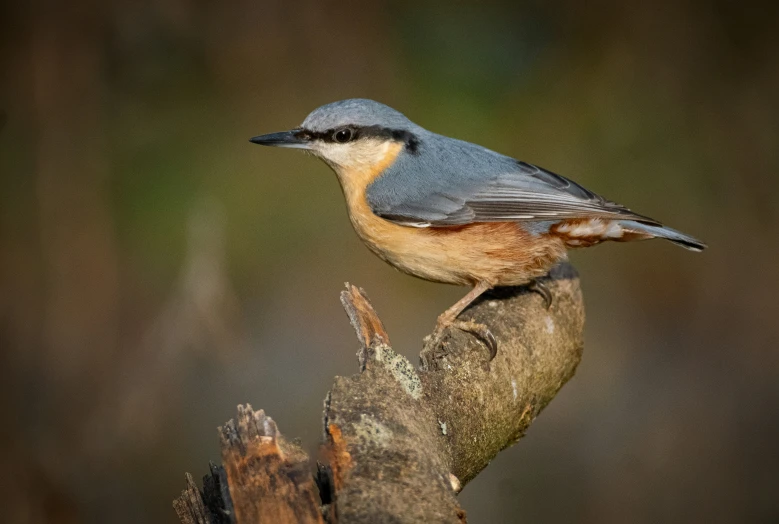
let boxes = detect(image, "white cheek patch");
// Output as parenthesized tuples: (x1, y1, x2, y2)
(555, 218, 624, 239)
(314, 139, 390, 170)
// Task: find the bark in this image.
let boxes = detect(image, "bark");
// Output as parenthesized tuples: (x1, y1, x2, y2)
(175, 263, 584, 523)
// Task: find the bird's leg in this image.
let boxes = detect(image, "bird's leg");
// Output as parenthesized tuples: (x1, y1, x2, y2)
(425, 281, 498, 359)
(528, 278, 553, 309)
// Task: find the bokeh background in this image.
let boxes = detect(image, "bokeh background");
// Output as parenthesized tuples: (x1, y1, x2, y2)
(1, 1, 778, 522)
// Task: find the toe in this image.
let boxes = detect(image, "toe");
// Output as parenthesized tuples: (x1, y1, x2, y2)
(452, 320, 498, 360)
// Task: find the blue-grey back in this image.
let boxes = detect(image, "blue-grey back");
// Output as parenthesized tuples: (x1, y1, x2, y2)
(366, 131, 517, 222)
(365, 129, 655, 226)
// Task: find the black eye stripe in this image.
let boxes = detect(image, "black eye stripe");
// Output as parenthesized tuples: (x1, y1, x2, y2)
(295, 125, 420, 154)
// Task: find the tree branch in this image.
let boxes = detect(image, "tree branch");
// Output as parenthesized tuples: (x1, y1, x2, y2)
(175, 263, 584, 523)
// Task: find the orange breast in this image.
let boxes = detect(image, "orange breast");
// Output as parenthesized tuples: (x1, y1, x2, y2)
(424, 222, 568, 285)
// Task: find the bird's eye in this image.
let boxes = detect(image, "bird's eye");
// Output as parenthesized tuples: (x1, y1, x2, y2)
(334, 128, 353, 143)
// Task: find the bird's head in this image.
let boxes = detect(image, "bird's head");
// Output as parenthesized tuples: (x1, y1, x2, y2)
(250, 99, 421, 173)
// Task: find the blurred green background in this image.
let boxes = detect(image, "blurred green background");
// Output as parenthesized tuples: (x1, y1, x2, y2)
(1, 1, 777, 522)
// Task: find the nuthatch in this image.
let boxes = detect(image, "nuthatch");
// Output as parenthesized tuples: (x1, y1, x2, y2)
(251, 99, 706, 358)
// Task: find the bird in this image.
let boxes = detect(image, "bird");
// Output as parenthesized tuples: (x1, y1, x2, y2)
(250, 99, 706, 359)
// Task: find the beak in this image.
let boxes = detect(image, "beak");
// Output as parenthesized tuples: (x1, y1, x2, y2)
(249, 130, 311, 149)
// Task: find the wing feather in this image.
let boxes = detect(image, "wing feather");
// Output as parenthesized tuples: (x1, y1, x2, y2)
(371, 160, 659, 227)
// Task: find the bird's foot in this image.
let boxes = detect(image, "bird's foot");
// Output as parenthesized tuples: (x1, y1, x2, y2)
(528, 279, 553, 309)
(424, 318, 498, 361)
(452, 319, 498, 360)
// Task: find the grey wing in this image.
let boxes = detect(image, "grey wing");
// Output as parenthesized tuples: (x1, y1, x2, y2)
(371, 161, 660, 227)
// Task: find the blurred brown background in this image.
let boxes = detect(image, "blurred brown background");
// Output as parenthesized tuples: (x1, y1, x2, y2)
(1, 1, 777, 522)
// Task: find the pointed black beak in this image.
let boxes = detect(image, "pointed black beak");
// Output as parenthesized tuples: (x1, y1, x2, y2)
(249, 130, 311, 149)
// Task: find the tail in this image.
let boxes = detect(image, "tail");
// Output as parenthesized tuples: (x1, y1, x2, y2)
(619, 220, 707, 252)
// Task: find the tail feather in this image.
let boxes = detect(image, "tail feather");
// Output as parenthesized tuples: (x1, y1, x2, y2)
(620, 220, 707, 252)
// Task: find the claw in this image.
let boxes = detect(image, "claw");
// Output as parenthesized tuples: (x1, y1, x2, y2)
(423, 281, 498, 361)
(528, 279, 553, 309)
(424, 319, 499, 361)
(451, 320, 498, 360)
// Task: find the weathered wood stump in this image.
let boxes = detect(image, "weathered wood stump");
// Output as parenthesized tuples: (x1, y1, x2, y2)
(175, 263, 584, 523)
